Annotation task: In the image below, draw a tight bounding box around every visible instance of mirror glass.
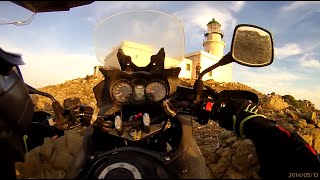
[231,25,273,66]
[0,1,35,26]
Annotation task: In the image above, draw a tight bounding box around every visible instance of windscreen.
[94,10,185,70]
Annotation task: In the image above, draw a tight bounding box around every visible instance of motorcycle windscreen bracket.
[117,48,165,73]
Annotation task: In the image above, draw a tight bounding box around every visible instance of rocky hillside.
[17,74,320,179]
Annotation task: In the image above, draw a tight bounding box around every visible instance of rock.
[220,130,234,140]
[293,120,307,129]
[16,146,45,179]
[51,151,74,170]
[216,147,224,156]
[317,122,320,128]
[286,110,298,120]
[305,111,317,124]
[221,147,233,157]
[278,110,284,116]
[300,134,313,146]
[210,147,234,178]
[53,135,68,152]
[232,140,242,149]
[313,138,320,153]
[306,124,315,129]
[40,137,54,161]
[44,167,65,179]
[263,94,289,111]
[232,139,259,173]
[224,166,245,179]
[209,156,232,179]
[206,153,220,164]
[65,129,83,157]
[310,128,320,139]
[225,136,238,145]
[282,123,295,132]
[300,128,320,139]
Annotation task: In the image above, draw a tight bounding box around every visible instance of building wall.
[121,41,154,67]
[203,33,226,59]
[183,53,200,79]
[102,41,232,83]
[184,50,232,82]
[200,51,232,82]
[104,41,154,69]
[177,58,193,79]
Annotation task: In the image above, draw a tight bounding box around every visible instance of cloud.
[300,58,320,69]
[234,65,320,109]
[274,43,302,59]
[85,1,167,24]
[274,42,320,69]
[301,59,320,68]
[235,66,304,83]
[233,65,305,95]
[1,41,101,88]
[280,85,320,110]
[231,1,246,13]
[281,1,320,12]
[173,2,238,32]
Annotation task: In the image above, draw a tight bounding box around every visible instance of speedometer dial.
[145,82,167,102]
[112,81,133,103]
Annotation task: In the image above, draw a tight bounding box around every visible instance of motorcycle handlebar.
[173,86,259,125]
[55,86,259,130]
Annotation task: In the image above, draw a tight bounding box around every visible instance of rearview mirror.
[231,24,274,67]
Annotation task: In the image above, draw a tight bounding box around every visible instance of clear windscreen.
[94,10,185,69]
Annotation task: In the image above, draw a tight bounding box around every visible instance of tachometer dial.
[112,81,133,103]
[145,82,167,102]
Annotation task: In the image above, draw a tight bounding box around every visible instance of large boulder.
[16,146,45,179]
[305,111,317,124]
[15,127,84,179]
[262,94,289,111]
[210,147,234,179]
[231,139,259,173]
[65,129,83,157]
[39,137,54,161]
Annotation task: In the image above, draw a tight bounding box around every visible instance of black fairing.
[118,48,166,73]
[0,54,34,164]
[93,48,181,116]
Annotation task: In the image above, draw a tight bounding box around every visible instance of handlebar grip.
[218,90,259,104]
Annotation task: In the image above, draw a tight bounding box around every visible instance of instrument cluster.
[111,79,168,103]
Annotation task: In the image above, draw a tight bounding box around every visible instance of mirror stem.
[198,53,232,80]
[26,83,66,129]
[193,53,233,103]
[26,83,57,102]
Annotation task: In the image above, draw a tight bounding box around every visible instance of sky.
[0,1,320,109]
